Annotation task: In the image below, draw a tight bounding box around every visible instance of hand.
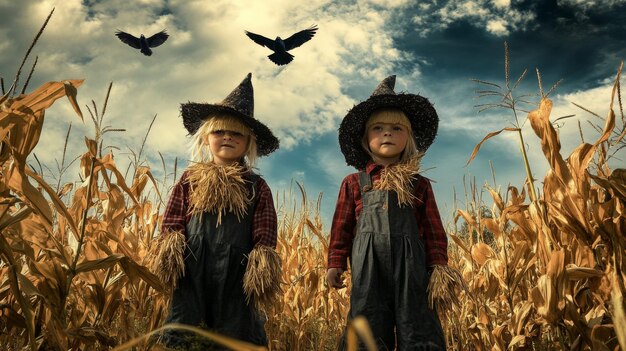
[326,268,345,288]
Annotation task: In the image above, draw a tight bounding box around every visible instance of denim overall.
[341,172,446,351]
[160,175,267,350]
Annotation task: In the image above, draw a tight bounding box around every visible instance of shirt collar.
[366,160,410,174]
[365,161,383,175]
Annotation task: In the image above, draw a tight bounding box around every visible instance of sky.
[1,0,625,231]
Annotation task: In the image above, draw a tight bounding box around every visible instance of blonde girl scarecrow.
[152,73,281,350]
[327,76,464,350]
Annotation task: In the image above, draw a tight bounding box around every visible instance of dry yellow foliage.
[1,30,625,351]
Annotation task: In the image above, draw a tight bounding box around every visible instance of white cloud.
[455,72,626,190]
[492,0,510,8]
[559,0,626,10]
[486,19,508,35]
[1,0,418,179]
[368,0,411,7]
[413,0,535,37]
[550,80,625,157]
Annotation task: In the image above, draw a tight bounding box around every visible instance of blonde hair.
[189,114,258,167]
[361,108,419,163]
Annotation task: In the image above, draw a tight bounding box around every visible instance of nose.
[223,132,233,139]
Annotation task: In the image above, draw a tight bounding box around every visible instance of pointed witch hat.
[180,73,279,156]
[338,75,438,169]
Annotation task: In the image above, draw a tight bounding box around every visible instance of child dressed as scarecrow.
[152,73,281,350]
[327,76,465,350]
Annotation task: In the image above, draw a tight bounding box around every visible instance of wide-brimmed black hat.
[338,75,438,169]
[181,73,279,156]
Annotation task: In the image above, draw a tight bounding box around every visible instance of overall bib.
[341,172,446,351]
[160,175,267,350]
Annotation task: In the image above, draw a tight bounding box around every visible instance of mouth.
[220,144,235,148]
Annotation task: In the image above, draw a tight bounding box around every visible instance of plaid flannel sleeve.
[252,178,278,248]
[161,171,189,235]
[416,177,449,267]
[328,176,357,270]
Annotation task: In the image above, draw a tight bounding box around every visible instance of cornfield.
[1,13,625,351]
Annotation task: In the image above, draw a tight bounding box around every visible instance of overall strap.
[409,174,424,206]
[246,172,261,202]
[247,173,261,183]
[357,171,372,196]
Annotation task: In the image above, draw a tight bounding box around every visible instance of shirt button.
[382,203,387,210]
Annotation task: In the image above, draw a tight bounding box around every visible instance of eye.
[371,125,383,131]
[231,131,244,137]
[393,125,404,131]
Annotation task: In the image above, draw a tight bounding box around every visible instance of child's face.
[207,129,249,165]
[367,122,409,164]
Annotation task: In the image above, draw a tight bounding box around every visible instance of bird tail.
[141,47,153,56]
[268,52,293,65]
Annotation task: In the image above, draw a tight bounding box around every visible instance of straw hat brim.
[181,102,279,157]
[338,93,438,170]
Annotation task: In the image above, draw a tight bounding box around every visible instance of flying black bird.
[245,25,318,65]
[115,29,169,56]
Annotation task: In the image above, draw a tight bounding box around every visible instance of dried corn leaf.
[507,185,526,206]
[514,301,533,336]
[75,254,124,274]
[457,209,478,229]
[590,325,613,351]
[471,242,493,266]
[612,272,626,351]
[6,158,53,229]
[8,80,83,118]
[147,323,269,351]
[566,265,604,280]
[481,218,502,242]
[119,256,164,292]
[528,98,572,186]
[485,185,505,211]
[16,273,40,298]
[508,241,530,273]
[0,235,36,346]
[567,143,595,185]
[58,182,73,198]
[591,169,626,202]
[98,153,139,206]
[508,334,526,349]
[466,127,519,165]
[0,304,26,329]
[0,205,32,232]
[130,167,150,198]
[347,316,378,351]
[24,167,79,240]
[101,184,125,232]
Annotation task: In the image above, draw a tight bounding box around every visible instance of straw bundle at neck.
[186,161,252,225]
[373,153,424,206]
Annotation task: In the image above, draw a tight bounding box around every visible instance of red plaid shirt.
[160,169,277,248]
[328,161,448,270]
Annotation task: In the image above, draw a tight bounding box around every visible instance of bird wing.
[115,31,141,49]
[245,31,275,49]
[147,30,169,48]
[283,25,318,51]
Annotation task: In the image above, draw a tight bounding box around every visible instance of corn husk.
[243,245,282,313]
[186,162,252,226]
[427,264,468,313]
[150,230,186,290]
[373,153,424,206]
